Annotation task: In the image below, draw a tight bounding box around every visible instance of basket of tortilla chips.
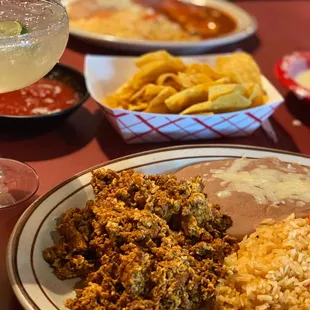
[85,51,283,143]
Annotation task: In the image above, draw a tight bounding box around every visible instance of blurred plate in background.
[62,0,257,54]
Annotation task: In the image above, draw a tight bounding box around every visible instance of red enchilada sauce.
[0,79,79,116]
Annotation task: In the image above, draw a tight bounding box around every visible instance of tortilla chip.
[165,82,211,113]
[213,77,232,84]
[185,63,222,80]
[104,95,120,108]
[115,82,135,100]
[135,50,175,68]
[131,59,186,89]
[248,84,266,107]
[216,53,262,87]
[128,103,148,111]
[178,72,213,88]
[190,73,214,85]
[208,84,241,101]
[144,87,176,114]
[156,73,183,91]
[211,92,252,112]
[130,84,166,102]
[181,91,251,114]
[197,112,215,116]
[178,72,196,88]
[263,94,269,104]
[180,101,213,115]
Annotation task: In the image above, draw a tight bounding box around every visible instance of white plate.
[62,0,257,54]
[7,145,310,310]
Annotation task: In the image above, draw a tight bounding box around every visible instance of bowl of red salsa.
[0,63,89,130]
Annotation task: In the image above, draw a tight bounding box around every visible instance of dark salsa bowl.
[0,63,89,132]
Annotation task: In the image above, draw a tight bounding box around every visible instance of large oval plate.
[7,145,310,310]
[62,0,257,54]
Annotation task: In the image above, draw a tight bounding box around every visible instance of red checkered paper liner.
[85,54,284,144]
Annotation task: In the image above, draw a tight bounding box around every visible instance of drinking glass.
[0,0,69,208]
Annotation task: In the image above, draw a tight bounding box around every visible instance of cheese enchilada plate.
[62,0,257,54]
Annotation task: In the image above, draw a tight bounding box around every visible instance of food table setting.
[0,0,310,310]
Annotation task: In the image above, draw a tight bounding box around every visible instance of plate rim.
[7,144,310,310]
[69,21,256,48]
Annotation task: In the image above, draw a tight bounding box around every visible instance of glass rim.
[0,0,68,44]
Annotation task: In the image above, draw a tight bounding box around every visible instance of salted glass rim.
[0,0,68,45]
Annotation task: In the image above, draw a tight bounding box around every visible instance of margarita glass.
[0,0,69,208]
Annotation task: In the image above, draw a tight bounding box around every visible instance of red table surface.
[1,1,310,309]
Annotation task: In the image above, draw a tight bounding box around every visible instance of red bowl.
[275,51,310,101]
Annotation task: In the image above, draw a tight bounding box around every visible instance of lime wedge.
[21,24,28,35]
[0,21,24,37]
